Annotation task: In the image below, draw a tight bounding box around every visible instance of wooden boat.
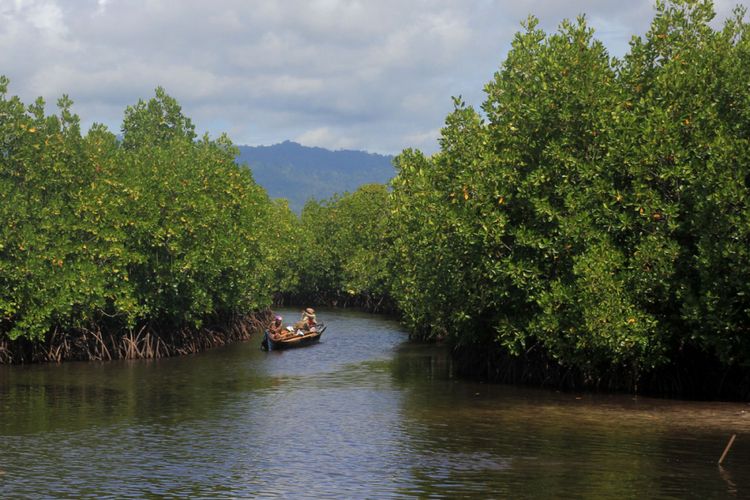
[261,323,326,351]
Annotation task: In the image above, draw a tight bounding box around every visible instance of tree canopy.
[0,81,288,353]
[386,0,750,394]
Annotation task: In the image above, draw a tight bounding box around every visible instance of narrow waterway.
[1,308,749,498]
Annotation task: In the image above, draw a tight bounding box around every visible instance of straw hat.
[304,307,316,318]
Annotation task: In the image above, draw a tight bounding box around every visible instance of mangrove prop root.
[450,339,750,400]
[0,311,270,364]
[275,293,396,315]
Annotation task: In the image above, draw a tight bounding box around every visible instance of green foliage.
[0,84,276,342]
[291,184,393,308]
[389,0,750,382]
[336,184,392,299]
[121,87,196,150]
[263,198,305,295]
[4,0,750,387]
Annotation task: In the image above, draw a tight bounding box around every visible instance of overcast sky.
[0,0,743,154]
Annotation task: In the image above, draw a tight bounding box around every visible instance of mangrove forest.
[2,0,750,399]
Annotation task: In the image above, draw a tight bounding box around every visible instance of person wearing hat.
[294,308,317,331]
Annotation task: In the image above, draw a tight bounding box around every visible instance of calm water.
[2,308,749,498]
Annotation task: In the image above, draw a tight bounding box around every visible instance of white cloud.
[95,0,110,16]
[0,0,745,154]
[296,126,360,151]
[404,128,441,151]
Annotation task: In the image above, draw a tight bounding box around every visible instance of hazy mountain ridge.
[236,140,395,212]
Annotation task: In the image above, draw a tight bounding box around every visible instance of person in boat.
[293,308,317,332]
[268,315,285,340]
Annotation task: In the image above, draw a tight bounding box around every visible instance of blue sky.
[0,0,742,154]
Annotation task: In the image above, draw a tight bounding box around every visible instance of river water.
[1,308,749,498]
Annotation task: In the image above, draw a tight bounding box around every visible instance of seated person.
[293,308,317,332]
[268,315,285,340]
[304,313,317,333]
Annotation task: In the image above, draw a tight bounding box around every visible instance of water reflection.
[1,308,749,498]
[392,343,750,498]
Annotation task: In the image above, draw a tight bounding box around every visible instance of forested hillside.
[236,141,394,212]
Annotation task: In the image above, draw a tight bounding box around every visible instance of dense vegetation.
[287,0,750,398]
[0,83,291,361]
[279,184,394,311]
[3,0,750,399]
[384,0,750,397]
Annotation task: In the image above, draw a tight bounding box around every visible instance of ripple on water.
[1,308,750,498]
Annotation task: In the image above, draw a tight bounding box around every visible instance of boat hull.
[262,324,325,351]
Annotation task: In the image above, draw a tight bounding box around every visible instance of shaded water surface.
[2,308,750,498]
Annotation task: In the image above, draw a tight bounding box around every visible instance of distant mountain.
[236,141,395,212]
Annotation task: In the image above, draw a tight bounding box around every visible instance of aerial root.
[0,312,268,364]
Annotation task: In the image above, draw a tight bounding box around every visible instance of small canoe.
[261,323,326,351]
